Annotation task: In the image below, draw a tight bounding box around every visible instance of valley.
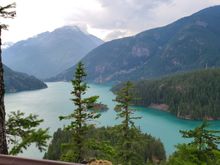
[1,2,220,164]
[6,82,220,159]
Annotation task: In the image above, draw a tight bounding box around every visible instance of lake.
[5,82,220,159]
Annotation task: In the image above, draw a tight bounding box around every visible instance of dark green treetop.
[180,121,220,151]
[113,81,142,165]
[114,81,141,129]
[59,62,101,163]
[168,121,220,165]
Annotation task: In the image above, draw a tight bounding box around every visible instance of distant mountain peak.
[49,5,220,83]
[3,25,104,79]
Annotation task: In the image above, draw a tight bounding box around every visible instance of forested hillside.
[50,6,220,83]
[4,65,47,93]
[113,68,220,120]
[44,126,166,164]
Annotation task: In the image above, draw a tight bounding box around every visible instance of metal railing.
[0,154,83,165]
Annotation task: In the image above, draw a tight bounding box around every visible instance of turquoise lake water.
[4,82,220,159]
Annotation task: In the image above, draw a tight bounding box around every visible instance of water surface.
[5,82,220,158]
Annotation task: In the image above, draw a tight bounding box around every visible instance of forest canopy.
[112,68,220,120]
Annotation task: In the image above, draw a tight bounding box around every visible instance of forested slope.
[4,65,47,93]
[113,68,220,120]
[44,126,166,164]
[50,6,220,83]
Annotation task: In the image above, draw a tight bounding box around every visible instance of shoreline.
[148,103,219,121]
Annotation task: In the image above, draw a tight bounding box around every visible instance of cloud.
[67,0,172,35]
[2,0,220,42]
[2,0,101,42]
[94,0,172,29]
[66,0,220,40]
[63,0,176,40]
[104,30,130,41]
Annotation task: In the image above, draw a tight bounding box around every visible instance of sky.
[1,0,220,43]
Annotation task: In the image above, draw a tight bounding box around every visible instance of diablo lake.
[5,82,220,159]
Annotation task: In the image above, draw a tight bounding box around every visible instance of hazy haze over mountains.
[3,26,103,79]
[50,6,220,83]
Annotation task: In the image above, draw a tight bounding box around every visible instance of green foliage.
[113,81,144,165]
[6,110,51,155]
[114,82,141,125]
[46,64,166,164]
[114,68,220,120]
[180,121,220,151]
[59,62,101,163]
[44,128,71,160]
[168,144,220,165]
[44,126,166,165]
[60,150,76,162]
[167,121,220,165]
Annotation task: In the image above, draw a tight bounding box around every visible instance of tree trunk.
[0,26,8,154]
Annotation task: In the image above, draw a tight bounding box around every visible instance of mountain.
[112,68,220,120]
[3,26,104,79]
[50,6,220,83]
[4,65,47,93]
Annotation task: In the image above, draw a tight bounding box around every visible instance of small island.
[90,103,109,112]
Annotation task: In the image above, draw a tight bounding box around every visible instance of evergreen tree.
[115,68,220,120]
[44,126,166,165]
[168,121,220,165]
[180,121,220,151]
[113,81,141,165]
[6,111,51,155]
[0,2,16,154]
[59,62,100,163]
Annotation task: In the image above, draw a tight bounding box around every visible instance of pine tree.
[113,81,141,165]
[0,2,16,154]
[6,110,51,155]
[180,121,220,151]
[168,121,220,164]
[59,62,100,163]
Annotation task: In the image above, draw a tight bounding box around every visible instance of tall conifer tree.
[114,81,141,165]
[180,121,220,151]
[168,121,220,164]
[60,62,100,163]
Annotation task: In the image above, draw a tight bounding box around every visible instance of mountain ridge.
[4,65,47,93]
[3,26,104,79]
[49,5,220,83]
